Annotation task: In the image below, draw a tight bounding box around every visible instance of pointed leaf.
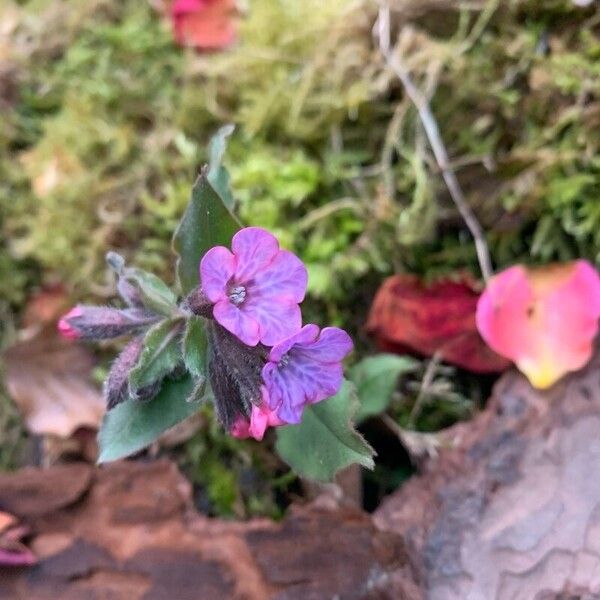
[128,319,184,397]
[122,268,177,316]
[207,124,235,209]
[172,172,241,295]
[182,316,208,378]
[275,380,375,482]
[350,354,419,423]
[98,376,196,463]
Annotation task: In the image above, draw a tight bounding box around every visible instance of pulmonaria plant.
[56,131,373,480]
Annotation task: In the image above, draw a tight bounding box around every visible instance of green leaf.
[122,267,177,316]
[186,378,209,404]
[182,316,208,378]
[128,318,183,397]
[97,376,196,463]
[172,173,241,295]
[350,354,419,423]
[207,124,235,209]
[275,380,375,482]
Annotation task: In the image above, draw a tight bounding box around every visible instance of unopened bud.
[58,307,83,339]
[57,305,159,341]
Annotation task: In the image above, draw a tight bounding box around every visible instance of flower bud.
[58,307,83,339]
[57,305,159,341]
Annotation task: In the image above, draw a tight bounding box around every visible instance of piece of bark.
[375,350,600,599]
[0,463,92,518]
[0,459,420,599]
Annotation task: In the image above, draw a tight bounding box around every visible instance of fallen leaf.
[476,260,600,388]
[366,274,510,373]
[171,0,237,50]
[3,324,105,438]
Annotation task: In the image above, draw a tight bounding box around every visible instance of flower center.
[279,353,290,368]
[229,285,247,306]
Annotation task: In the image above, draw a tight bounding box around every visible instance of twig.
[408,351,442,428]
[381,414,440,462]
[376,4,493,283]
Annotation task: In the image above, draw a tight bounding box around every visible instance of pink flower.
[262,325,353,424]
[476,260,600,389]
[57,306,82,339]
[200,227,307,347]
[230,389,286,441]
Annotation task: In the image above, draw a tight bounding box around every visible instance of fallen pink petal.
[476,260,600,389]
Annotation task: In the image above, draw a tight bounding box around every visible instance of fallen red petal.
[171,0,236,50]
[366,274,511,373]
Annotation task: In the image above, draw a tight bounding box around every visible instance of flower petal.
[200,246,235,303]
[293,326,353,364]
[476,266,536,361]
[476,261,600,389]
[230,416,250,439]
[251,249,307,303]
[248,405,269,441]
[262,356,343,423]
[268,324,320,362]
[243,297,302,347]
[262,362,305,423]
[213,300,260,346]
[231,227,280,283]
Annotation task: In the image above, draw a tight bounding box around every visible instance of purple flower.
[261,324,353,424]
[200,227,307,347]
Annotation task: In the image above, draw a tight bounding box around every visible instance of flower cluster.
[199,227,353,440]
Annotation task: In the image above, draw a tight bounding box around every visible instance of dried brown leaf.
[3,325,104,438]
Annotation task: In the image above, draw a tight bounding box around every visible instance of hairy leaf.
[122,268,177,316]
[97,376,196,463]
[128,319,183,397]
[172,172,240,295]
[275,380,375,482]
[207,124,235,209]
[350,354,418,423]
[182,316,208,378]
